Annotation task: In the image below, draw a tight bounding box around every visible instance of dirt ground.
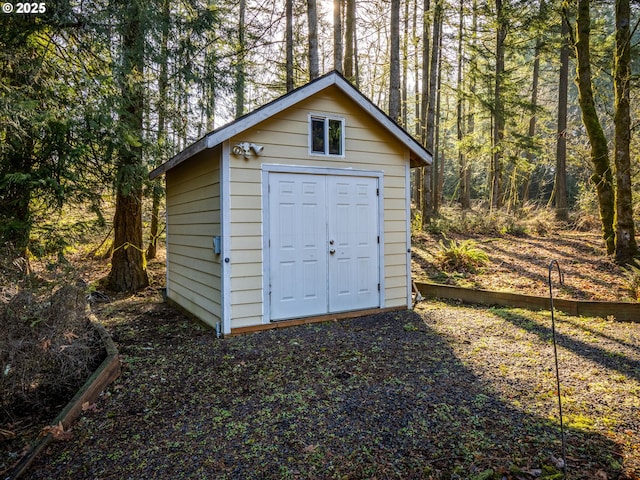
[1,230,639,479]
[13,295,640,479]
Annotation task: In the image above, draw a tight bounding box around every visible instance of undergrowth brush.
[414,204,562,237]
[0,284,104,421]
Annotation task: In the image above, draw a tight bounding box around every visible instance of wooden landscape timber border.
[9,316,121,480]
[414,281,640,322]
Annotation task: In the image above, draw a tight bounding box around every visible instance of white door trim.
[404,157,412,308]
[221,141,232,336]
[262,165,384,323]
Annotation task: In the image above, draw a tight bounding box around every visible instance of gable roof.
[150,70,432,180]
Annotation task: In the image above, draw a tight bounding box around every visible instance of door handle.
[329,249,335,254]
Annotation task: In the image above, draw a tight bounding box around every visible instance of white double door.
[268,172,380,321]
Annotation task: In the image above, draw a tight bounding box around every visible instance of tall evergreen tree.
[0,9,107,256]
[107,0,149,291]
[147,0,171,260]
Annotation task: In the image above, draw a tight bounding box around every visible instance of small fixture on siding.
[212,235,221,254]
[232,142,264,159]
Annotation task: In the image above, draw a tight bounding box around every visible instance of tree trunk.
[286,0,294,91]
[467,0,477,203]
[353,14,359,88]
[108,0,149,291]
[389,0,401,122]
[2,154,33,255]
[522,1,542,210]
[235,0,246,118]
[456,0,470,209]
[146,188,161,260]
[555,9,569,221]
[401,0,409,127]
[307,0,320,80]
[613,0,636,263]
[344,0,355,81]
[413,0,420,138]
[334,0,343,73]
[420,0,430,145]
[1,34,36,254]
[573,0,615,254]
[427,0,442,212]
[111,192,149,291]
[420,0,431,223]
[434,30,444,213]
[411,0,420,206]
[491,0,506,210]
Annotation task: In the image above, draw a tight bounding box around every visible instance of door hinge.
[376,188,379,196]
[378,283,380,291]
[377,235,380,244]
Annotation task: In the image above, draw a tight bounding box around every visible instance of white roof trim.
[150,71,432,180]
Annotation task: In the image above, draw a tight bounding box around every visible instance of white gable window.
[310,115,345,156]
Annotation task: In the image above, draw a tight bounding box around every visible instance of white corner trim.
[377,175,385,309]
[221,141,232,336]
[164,187,169,295]
[405,158,412,308]
[261,168,271,324]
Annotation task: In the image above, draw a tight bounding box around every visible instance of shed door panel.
[328,176,379,312]
[269,173,328,320]
[268,172,379,321]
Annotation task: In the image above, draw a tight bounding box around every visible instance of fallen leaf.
[595,471,608,480]
[63,331,79,341]
[40,338,51,351]
[302,444,319,453]
[81,401,100,412]
[40,421,72,441]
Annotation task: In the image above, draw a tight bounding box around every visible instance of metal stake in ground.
[548,260,567,476]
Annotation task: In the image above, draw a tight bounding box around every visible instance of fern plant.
[621,260,640,300]
[435,238,489,273]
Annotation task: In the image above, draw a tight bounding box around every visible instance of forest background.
[1,0,639,291]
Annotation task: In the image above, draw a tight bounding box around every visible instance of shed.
[150,71,432,336]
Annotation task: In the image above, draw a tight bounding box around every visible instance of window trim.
[308,114,345,157]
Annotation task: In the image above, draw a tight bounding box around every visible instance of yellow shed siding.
[166,148,222,328]
[227,85,411,329]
